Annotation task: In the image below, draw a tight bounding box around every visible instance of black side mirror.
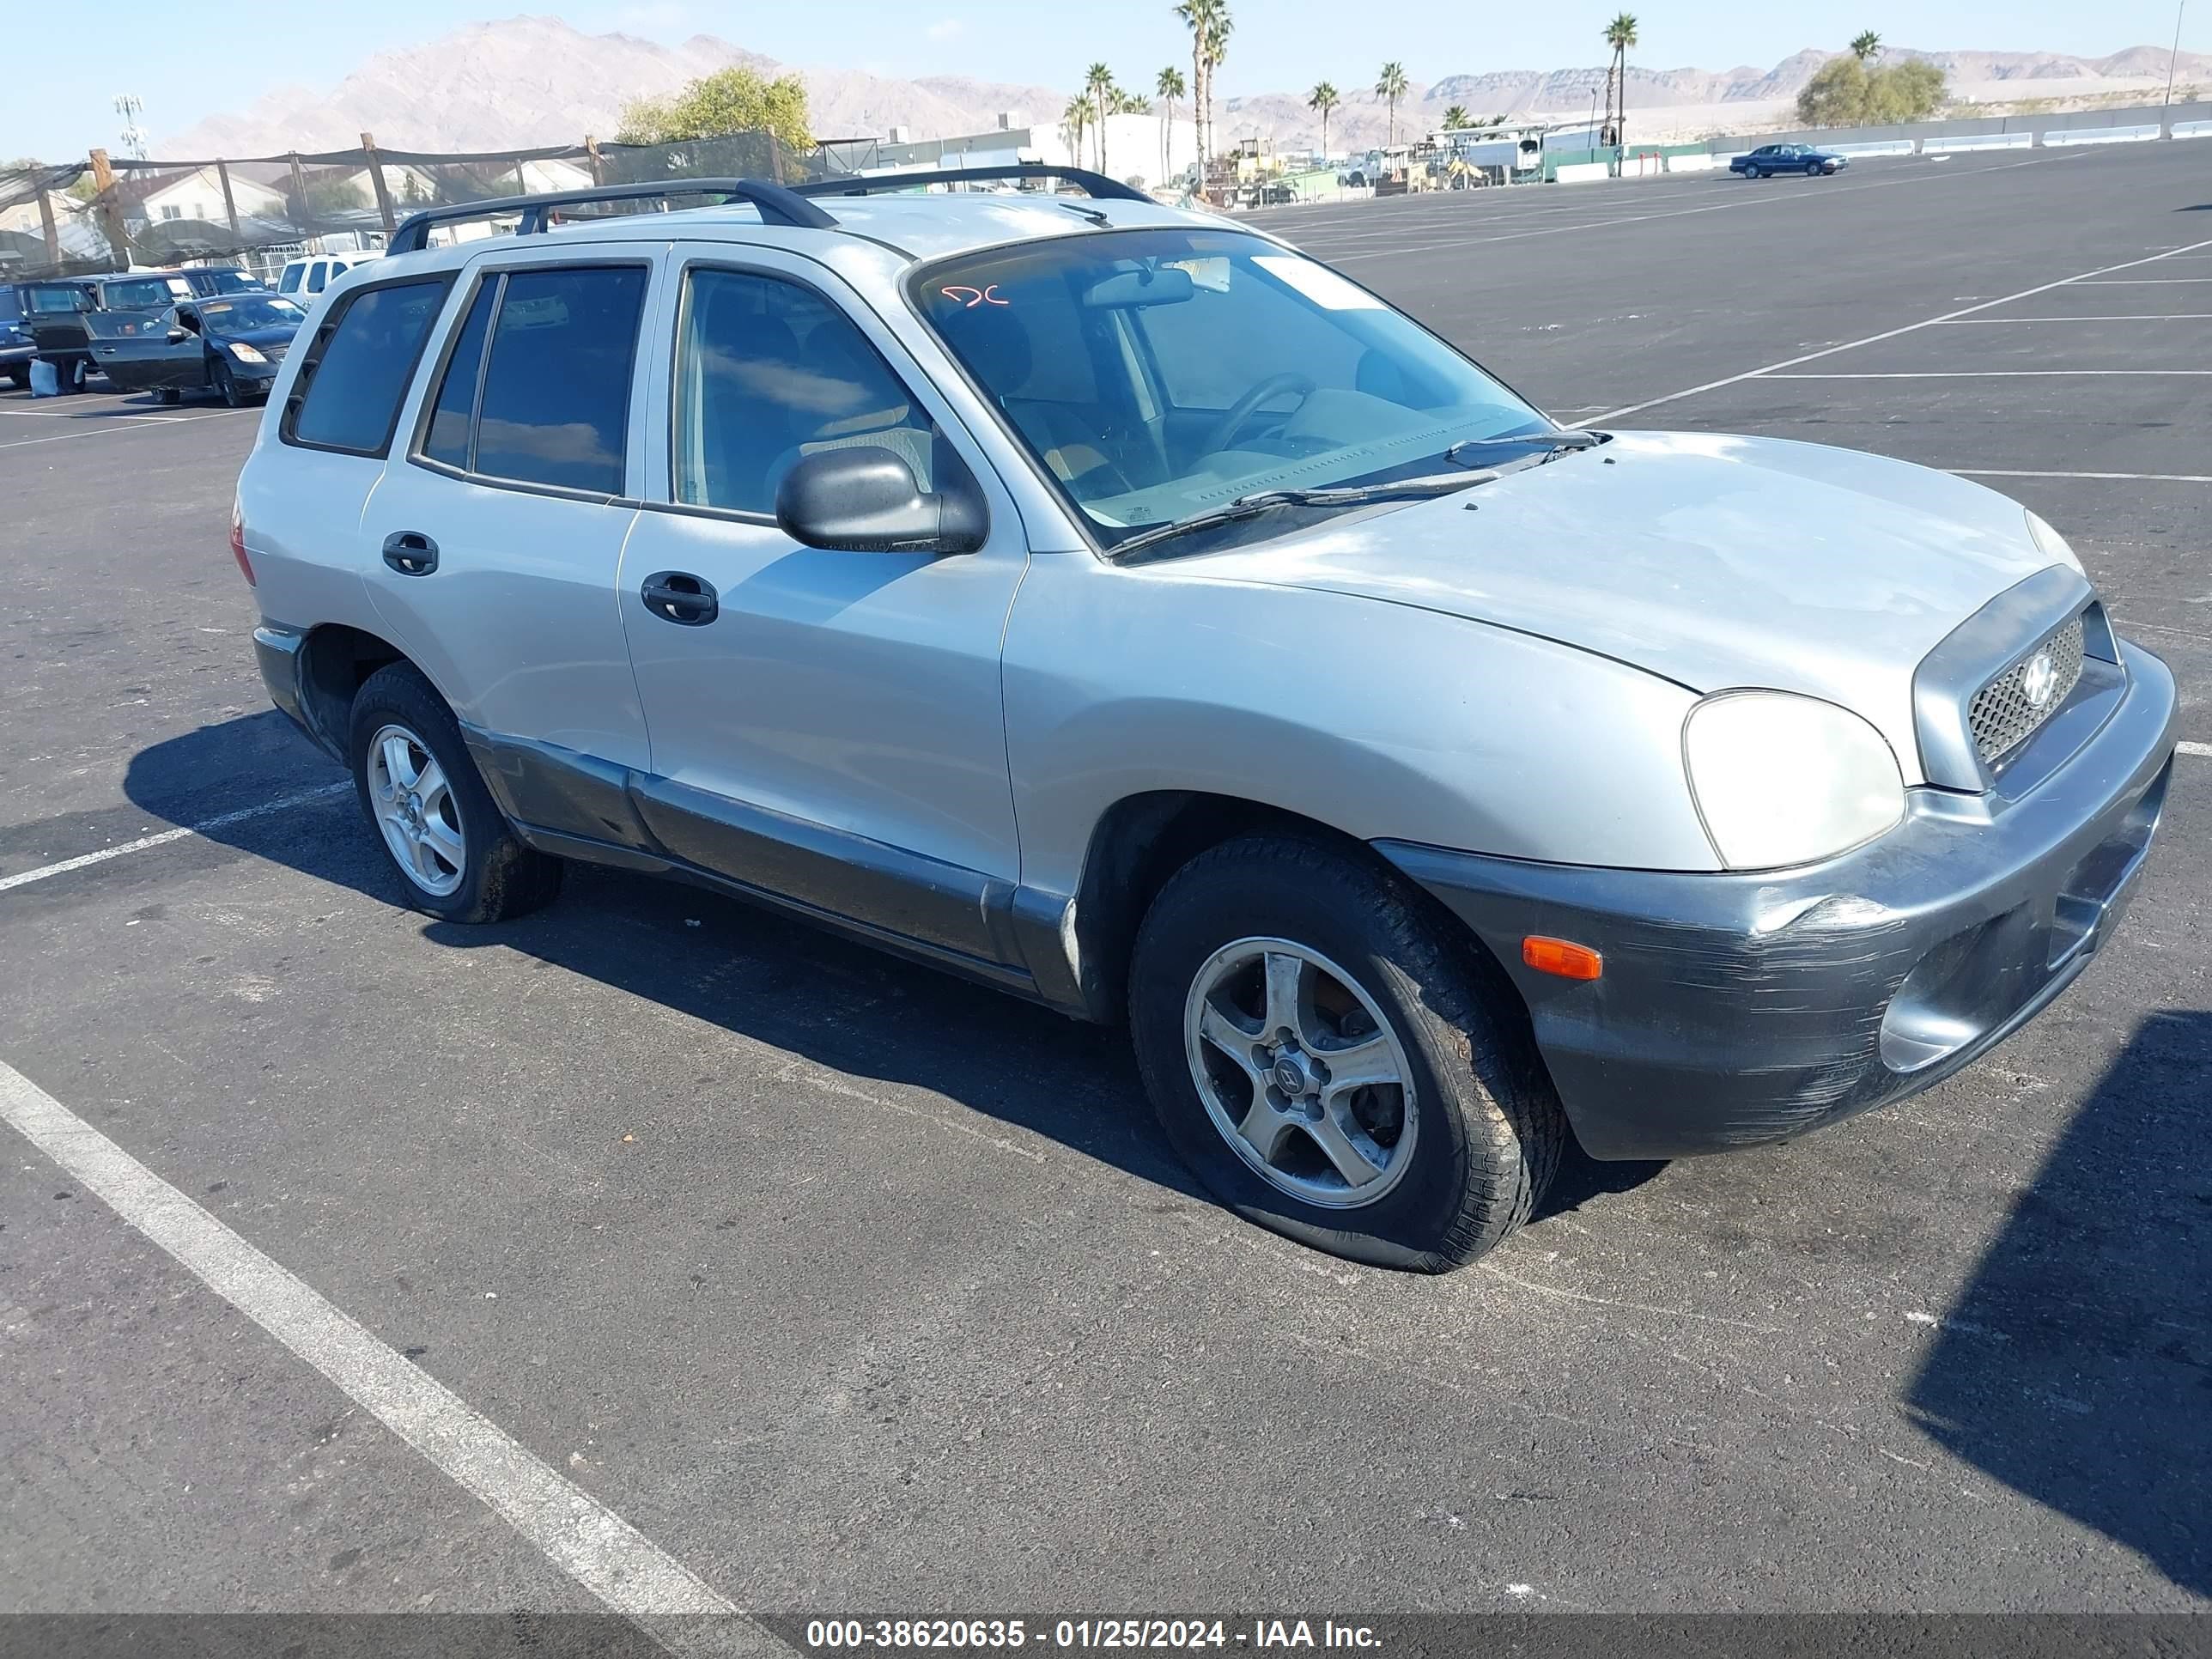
[774,445,986,555]
[166,326,189,344]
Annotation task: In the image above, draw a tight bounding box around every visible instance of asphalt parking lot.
[3,141,2209,1637]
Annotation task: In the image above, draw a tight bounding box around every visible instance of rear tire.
[1128,834,1565,1272]
[3,366,26,390]
[155,387,182,405]
[346,663,562,925]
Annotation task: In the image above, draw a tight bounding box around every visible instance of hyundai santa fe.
[234,169,2177,1271]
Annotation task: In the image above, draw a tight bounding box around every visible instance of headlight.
[2025,510,2083,576]
[1683,691,1905,870]
[228,341,267,363]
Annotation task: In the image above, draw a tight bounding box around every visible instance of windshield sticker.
[939,284,1009,308]
[1251,255,1384,311]
[1162,256,1231,293]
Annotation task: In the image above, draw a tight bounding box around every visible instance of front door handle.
[381,531,439,575]
[641,570,718,626]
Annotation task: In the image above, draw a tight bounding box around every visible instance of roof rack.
[792,164,1152,203]
[386,177,835,253]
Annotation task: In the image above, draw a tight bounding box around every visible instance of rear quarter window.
[283,276,455,457]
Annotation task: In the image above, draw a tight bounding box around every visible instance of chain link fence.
[0,128,850,283]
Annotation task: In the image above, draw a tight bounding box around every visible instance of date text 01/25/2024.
[802,1619,1382,1650]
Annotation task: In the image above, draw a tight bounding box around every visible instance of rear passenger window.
[469,266,647,495]
[284,276,453,456]
[672,267,936,514]
[421,279,496,471]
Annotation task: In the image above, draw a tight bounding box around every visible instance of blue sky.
[6,0,2201,161]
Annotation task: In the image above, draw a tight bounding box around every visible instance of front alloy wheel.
[1184,938,1418,1208]
[366,722,466,897]
[1129,834,1566,1271]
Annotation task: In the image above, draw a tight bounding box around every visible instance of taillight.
[229,501,255,586]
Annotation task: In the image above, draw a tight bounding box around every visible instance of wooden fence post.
[88,149,130,269]
[360,131,398,234]
[37,184,61,265]
[586,135,605,185]
[216,158,241,242]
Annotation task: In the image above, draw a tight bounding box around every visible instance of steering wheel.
[1199,373,1316,456]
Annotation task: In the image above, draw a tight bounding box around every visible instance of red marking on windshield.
[939,284,1011,308]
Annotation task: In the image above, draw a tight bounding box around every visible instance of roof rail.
[386,177,835,254]
[791,164,1153,204]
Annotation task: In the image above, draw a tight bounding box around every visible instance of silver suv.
[237,169,2178,1271]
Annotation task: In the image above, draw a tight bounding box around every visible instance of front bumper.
[1380,641,2178,1160]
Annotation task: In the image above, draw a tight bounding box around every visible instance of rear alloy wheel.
[1130,834,1566,1271]
[346,662,562,924]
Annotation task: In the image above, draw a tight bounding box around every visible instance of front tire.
[1129,835,1565,1272]
[346,663,562,925]
[214,360,244,408]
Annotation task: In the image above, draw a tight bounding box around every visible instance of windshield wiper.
[1108,470,1498,561]
[1443,428,1603,467]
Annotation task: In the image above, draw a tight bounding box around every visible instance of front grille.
[1968,614,2085,764]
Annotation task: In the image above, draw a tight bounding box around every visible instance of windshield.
[201,270,260,293]
[914,228,1548,550]
[198,295,307,336]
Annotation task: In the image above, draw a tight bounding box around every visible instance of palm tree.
[1850,30,1881,63]
[1602,13,1638,148]
[1158,65,1186,183]
[1061,94,1091,171]
[1085,62,1115,172]
[1308,81,1340,160]
[1175,0,1231,179]
[1442,104,1471,131]
[1376,61,1409,148]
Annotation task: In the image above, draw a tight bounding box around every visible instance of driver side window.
[672,267,938,516]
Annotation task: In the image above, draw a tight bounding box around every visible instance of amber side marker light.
[1522,936,1603,981]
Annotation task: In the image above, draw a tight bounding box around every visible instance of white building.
[138,167,286,225]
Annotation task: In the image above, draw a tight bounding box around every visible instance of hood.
[1183,431,2062,784]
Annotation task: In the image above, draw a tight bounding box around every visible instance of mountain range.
[158,16,2212,161]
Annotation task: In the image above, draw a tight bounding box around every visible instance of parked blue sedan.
[1730,143,1849,178]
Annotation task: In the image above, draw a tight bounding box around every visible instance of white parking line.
[1765,370,2212,378]
[1931,315,2212,324]
[0,1061,781,1656]
[1586,234,2212,423]
[0,782,349,895]
[1954,469,2212,483]
[2181,742,2212,758]
[0,409,253,450]
[2074,276,2212,283]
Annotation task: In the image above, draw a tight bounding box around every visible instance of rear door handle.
[380,531,439,575]
[641,570,718,626]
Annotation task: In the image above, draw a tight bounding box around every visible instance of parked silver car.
[237,170,2177,1271]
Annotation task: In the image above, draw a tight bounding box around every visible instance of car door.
[86,303,199,392]
[358,246,657,814]
[616,248,1029,965]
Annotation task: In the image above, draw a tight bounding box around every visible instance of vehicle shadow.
[125,713,1669,1234]
[1905,1008,2212,1597]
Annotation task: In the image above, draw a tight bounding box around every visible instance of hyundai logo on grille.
[2021,649,2058,709]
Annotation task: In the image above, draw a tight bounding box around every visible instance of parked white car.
[234,169,2177,1271]
[276,251,380,305]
